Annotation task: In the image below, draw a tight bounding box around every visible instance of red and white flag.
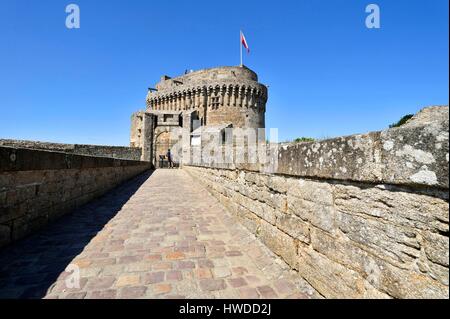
[241,31,250,53]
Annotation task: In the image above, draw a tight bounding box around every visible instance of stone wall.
[130,111,145,148]
[0,146,151,248]
[184,106,449,299]
[0,139,142,161]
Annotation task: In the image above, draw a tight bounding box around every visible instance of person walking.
[167,149,173,168]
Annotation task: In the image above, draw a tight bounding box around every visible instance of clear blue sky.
[0,0,448,145]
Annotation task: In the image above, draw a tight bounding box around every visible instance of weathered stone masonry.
[0,146,151,248]
[184,106,449,299]
[130,66,268,166]
[0,139,142,161]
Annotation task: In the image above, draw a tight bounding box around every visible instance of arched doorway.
[155,129,183,168]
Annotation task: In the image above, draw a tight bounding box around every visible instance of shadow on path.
[0,171,153,299]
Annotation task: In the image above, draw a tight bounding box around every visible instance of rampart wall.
[184,106,449,298]
[0,146,151,248]
[0,140,142,161]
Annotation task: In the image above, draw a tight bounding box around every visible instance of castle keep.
[130,66,268,165]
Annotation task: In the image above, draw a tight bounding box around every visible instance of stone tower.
[130,65,268,165]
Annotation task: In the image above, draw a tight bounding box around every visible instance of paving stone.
[144,272,164,284]
[153,283,172,295]
[91,258,116,267]
[152,262,172,270]
[197,259,215,268]
[144,254,162,262]
[245,275,262,285]
[86,277,116,290]
[257,285,278,298]
[238,287,260,299]
[199,279,227,292]
[118,255,143,264]
[228,277,248,288]
[286,292,311,299]
[232,267,248,276]
[175,260,195,270]
[65,292,87,299]
[225,251,243,257]
[166,270,183,281]
[0,170,318,299]
[274,279,297,295]
[193,268,213,279]
[125,263,152,273]
[212,267,232,278]
[166,251,185,260]
[119,286,147,299]
[116,274,140,287]
[72,259,92,268]
[89,289,117,299]
[101,265,125,276]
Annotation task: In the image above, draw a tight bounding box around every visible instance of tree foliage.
[389,114,414,128]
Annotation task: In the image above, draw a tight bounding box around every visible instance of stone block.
[257,188,287,211]
[287,179,333,206]
[276,212,310,244]
[273,106,449,189]
[233,191,276,225]
[418,255,449,286]
[380,106,449,188]
[334,183,449,233]
[377,259,448,299]
[297,246,389,299]
[257,220,298,269]
[276,132,383,183]
[422,231,449,267]
[336,211,421,266]
[235,204,261,235]
[266,175,289,194]
[287,196,335,233]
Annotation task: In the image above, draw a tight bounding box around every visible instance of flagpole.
[240,30,243,67]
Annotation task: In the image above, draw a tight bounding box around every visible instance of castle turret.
[146,66,267,129]
[132,65,268,165]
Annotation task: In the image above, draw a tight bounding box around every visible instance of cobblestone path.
[0,170,318,299]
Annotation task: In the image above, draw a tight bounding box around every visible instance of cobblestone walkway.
[0,170,318,299]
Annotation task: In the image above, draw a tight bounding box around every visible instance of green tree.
[389,114,414,128]
[293,137,315,143]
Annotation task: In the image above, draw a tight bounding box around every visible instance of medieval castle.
[129,66,268,166]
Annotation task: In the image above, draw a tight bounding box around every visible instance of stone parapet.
[0,146,151,248]
[0,139,142,161]
[184,105,449,299]
[190,106,449,189]
[276,106,448,189]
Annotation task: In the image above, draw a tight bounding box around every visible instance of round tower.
[146,66,267,129]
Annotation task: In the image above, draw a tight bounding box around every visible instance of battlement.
[154,66,259,92]
[145,65,267,130]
